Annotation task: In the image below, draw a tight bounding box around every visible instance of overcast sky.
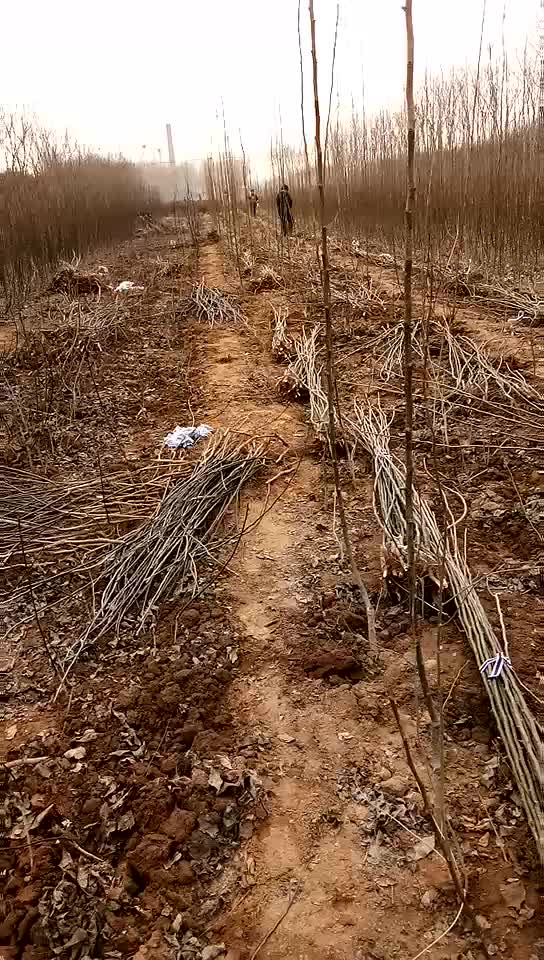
[1,0,539,174]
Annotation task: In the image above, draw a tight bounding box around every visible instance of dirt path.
[195,240,465,960]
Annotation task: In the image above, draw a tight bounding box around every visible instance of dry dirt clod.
[378,776,408,797]
[133,930,176,960]
[160,808,197,842]
[420,888,439,909]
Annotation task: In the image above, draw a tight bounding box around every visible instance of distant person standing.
[276,184,293,236]
[248,189,259,217]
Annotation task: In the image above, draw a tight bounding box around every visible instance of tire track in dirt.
[196,240,445,960]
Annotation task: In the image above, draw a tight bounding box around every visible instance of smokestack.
[166,123,176,166]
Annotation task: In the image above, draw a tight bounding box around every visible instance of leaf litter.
[337,765,434,862]
[2,588,269,958]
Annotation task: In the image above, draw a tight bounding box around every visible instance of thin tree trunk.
[403,0,416,632]
[404,0,445,839]
[308,0,376,655]
[297,0,311,176]
[324,3,340,165]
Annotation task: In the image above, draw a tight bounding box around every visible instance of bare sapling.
[401,0,439,741]
[239,133,255,263]
[401,0,440,750]
[402,0,441,758]
[402,0,440,835]
[396,5,488,951]
[403,0,416,636]
[297,0,311,176]
[307,0,376,655]
[184,188,201,250]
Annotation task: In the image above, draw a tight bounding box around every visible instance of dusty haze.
[1,0,540,173]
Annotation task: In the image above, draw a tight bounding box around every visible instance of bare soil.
[1,216,543,960]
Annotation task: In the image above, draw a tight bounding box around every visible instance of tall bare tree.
[403,0,416,632]
[308,0,376,654]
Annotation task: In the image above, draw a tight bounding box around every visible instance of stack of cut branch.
[66,432,265,660]
[367,317,544,435]
[281,326,329,437]
[367,321,410,383]
[248,266,283,292]
[308,264,387,313]
[351,239,397,270]
[135,213,164,237]
[0,462,191,603]
[352,401,544,863]
[330,275,387,312]
[439,324,544,411]
[49,264,104,297]
[271,306,292,360]
[16,300,128,361]
[179,280,243,326]
[350,239,544,327]
[472,282,544,326]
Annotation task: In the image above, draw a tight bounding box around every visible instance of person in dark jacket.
[276,184,293,236]
[248,189,258,216]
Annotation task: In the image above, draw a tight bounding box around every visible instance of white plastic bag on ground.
[163,424,212,449]
[115,280,145,293]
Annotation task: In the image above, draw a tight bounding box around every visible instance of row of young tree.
[206,52,542,277]
[0,111,156,303]
[203,0,544,927]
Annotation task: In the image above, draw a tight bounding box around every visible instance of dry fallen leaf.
[208,768,223,792]
[54,927,87,953]
[77,728,98,744]
[279,734,295,743]
[500,880,526,911]
[199,814,220,838]
[64,747,86,761]
[410,834,435,861]
[6,724,18,740]
[9,802,55,839]
[35,763,52,779]
[77,863,90,891]
[60,848,75,870]
[117,811,135,832]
